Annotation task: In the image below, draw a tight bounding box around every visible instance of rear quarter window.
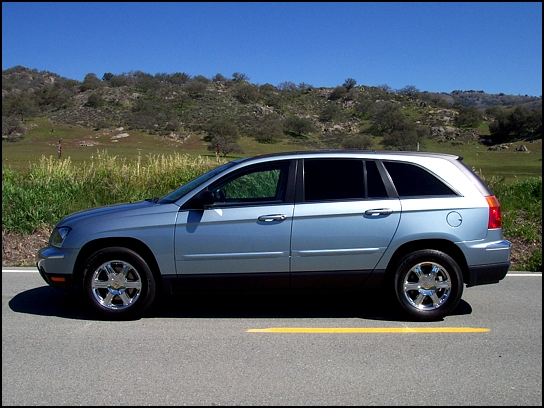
[383,161,457,197]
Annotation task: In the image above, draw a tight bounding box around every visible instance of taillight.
[486,195,502,229]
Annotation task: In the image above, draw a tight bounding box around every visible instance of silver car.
[37,150,511,321]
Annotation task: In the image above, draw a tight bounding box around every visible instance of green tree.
[3,91,38,122]
[370,101,405,134]
[354,95,374,119]
[489,105,541,142]
[397,85,419,96]
[212,73,228,82]
[253,116,284,144]
[343,78,357,90]
[79,73,103,91]
[86,92,106,108]
[206,119,243,156]
[455,106,483,128]
[329,86,347,100]
[2,115,27,141]
[233,83,259,104]
[283,116,315,136]
[342,133,373,150]
[185,80,207,97]
[381,121,428,151]
[319,104,341,122]
[232,72,250,82]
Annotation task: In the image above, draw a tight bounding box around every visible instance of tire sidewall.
[83,247,156,320]
[393,249,463,321]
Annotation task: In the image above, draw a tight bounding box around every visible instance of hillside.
[3,66,542,153]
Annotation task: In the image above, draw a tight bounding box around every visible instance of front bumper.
[37,246,78,292]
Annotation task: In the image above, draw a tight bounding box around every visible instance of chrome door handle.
[258,214,287,222]
[364,208,393,216]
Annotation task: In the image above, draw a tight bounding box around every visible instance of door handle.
[258,214,287,222]
[364,208,393,216]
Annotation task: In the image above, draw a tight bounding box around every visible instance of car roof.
[236,149,462,163]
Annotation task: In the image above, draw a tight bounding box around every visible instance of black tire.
[393,250,463,321]
[82,247,156,320]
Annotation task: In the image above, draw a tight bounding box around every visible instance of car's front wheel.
[82,247,156,320]
[393,250,463,321]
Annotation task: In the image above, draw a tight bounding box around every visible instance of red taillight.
[486,195,502,229]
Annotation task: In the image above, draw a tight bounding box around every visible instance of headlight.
[50,226,72,248]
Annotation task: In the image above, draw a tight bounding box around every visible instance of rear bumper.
[466,261,510,287]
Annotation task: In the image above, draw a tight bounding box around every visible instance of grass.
[3,117,541,183]
[2,151,226,234]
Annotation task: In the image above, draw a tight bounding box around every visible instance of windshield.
[157,161,239,204]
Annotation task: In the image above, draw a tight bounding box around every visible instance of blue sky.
[2,2,542,96]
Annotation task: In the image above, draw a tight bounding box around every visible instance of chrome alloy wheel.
[91,260,142,310]
[402,261,452,311]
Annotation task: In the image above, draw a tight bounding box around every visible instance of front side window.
[210,161,290,205]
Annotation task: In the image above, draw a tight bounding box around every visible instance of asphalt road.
[2,268,542,406]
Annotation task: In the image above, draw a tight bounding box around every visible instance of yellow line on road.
[247,327,490,333]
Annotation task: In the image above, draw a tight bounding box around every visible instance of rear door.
[290,158,401,289]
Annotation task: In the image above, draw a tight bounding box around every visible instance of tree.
[232,72,250,82]
[3,92,38,122]
[206,119,244,157]
[86,92,106,108]
[329,86,347,100]
[170,72,191,85]
[343,78,357,90]
[370,101,405,134]
[79,73,103,91]
[488,105,540,143]
[233,83,259,104]
[283,116,315,137]
[102,72,114,81]
[253,116,284,144]
[2,115,27,141]
[319,104,341,122]
[397,85,419,96]
[212,73,228,82]
[278,81,297,91]
[185,80,207,97]
[354,95,374,119]
[381,121,428,151]
[455,106,483,128]
[342,134,373,150]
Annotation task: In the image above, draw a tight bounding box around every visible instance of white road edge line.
[1,269,541,276]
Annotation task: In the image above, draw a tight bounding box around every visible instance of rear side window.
[304,159,365,201]
[383,161,457,197]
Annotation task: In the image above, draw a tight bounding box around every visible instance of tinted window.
[366,160,388,198]
[304,159,365,201]
[383,161,456,197]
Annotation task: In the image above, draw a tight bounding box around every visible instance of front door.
[174,160,294,290]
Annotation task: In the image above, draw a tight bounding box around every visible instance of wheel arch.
[73,237,163,294]
[384,239,469,284]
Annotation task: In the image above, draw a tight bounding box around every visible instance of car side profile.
[37,150,511,321]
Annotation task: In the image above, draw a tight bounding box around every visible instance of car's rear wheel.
[393,250,463,321]
[83,247,156,320]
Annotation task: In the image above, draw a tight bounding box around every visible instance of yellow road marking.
[247,327,490,333]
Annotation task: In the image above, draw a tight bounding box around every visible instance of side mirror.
[194,190,214,209]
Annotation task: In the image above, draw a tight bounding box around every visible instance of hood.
[57,200,170,228]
